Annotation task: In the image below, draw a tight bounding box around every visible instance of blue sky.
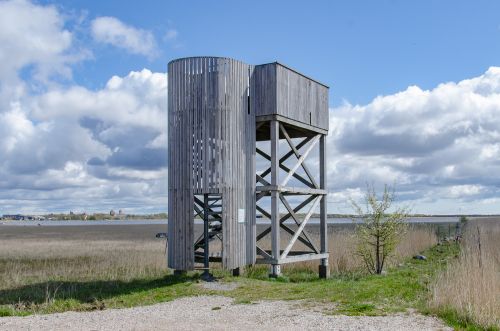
[1,0,500,215]
[63,0,500,104]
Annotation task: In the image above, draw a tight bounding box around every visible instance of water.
[0,216,458,227]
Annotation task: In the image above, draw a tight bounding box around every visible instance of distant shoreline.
[0,216,464,227]
[2,213,498,222]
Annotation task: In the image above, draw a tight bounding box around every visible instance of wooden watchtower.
[168,57,329,278]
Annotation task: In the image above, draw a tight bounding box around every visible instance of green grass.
[0,242,460,320]
[222,243,460,317]
[431,307,499,331]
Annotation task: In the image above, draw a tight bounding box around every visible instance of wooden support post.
[270,120,281,277]
[202,194,212,280]
[319,134,330,279]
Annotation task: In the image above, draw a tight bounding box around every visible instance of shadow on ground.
[0,274,200,306]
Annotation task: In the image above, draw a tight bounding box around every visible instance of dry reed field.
[0,223,439,289]
[430,218,500,329]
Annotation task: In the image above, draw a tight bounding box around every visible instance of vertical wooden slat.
[319,134,329,277]
[270,120,280,262]
[254,63,328,131]
[170,56,331,272]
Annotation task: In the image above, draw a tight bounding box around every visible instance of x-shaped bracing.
[193,195,222,250]
[257,125,320,189]
[255,125,323,259]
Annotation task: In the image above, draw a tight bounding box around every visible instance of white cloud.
[447,185,483,198]
[0,0,498,215]
[0,0,88,106]
[328,67,500,213]
[0,0,167,213]
[91,16,158,58]
[33,69,167,130]
[0,67,167,212]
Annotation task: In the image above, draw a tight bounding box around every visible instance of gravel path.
[0,296,451,331]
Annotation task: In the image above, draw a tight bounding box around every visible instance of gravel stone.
[0,296,452,331]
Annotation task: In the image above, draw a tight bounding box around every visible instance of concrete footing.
[269,264,281,278]
[319,263,330,279]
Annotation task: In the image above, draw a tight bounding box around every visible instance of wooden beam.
[281,196,321,259]
[320,134,328,255]
[256,185,326,195]
[194,196,221,219]
[256,195,316,242]
[256,204,271,219]
[193,204,203,219]
[279,193,319,253]
[281,134,320,187]
[319,134,329,278]
[256,148,314,188]
[256,246,272,260]
[256,253,330,265]
[255,114,328,135]
[279,123,319,189]
[278,253,329,264]
[259,136,313,179]
[256,174,270,186]
[270,120,280,261]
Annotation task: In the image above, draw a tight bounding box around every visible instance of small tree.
[351,184,408,274]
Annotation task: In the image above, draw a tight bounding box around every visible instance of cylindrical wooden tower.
[168,57,256,272]
[168,56,329,278]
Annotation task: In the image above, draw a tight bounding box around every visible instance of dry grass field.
[0,223,439,289]
[0,221,461,322]
[430,218,500,329]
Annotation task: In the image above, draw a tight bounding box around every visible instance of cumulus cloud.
[91,16,158,58]
[0,69,167,212]
[0,0,88,107]
[328,67,500,214]
[1,0,499,215]
[0,0,168,214]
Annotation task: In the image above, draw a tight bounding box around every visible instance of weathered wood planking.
[252,62,329,131]
[168,57,256,270]
[168,56,328,273]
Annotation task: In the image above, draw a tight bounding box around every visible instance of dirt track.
[0,296,452,331]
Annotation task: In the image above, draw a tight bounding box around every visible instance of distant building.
[2,214,25,220]
[1,214,45,221]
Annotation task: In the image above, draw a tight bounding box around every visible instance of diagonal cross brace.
[255,174,319,253]
[281,195,322,259]
[281,134,320,187]
[259,136,314,179]
[256,194,317,241]
[193,196,222,250]
[256,148,315,188]
[279,194,320,254]
[194,196,221,220]
[279,123,319,189]
[254,209,319,254]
